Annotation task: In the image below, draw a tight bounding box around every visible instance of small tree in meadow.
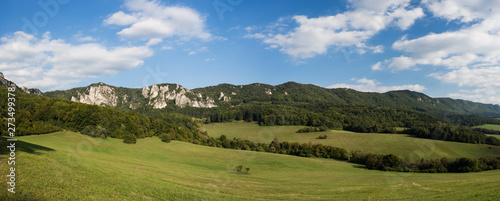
[159,133,171,143]
[123,133,137,144]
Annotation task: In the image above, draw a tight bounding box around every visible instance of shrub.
[159,133,171,143]
[123,133,137,144]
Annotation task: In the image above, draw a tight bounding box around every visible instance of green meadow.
[475,124,500,131]
[1,131,500,200]
[204,121,500,160]
[487,134,500,139]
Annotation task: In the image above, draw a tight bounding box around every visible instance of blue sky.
[1,0,500,105]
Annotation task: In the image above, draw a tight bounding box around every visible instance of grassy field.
[1,131,500,200]
[204,121,500,160]
[475,124,500,131]
[487,134,500,139]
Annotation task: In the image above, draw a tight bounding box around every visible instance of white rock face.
[218,92,231,102]
[142,84,217,108]
[142,86,150,98]
[122,94,128,103]
[265,89,272,95]
[71,83,217,109]
[71,83,118,107]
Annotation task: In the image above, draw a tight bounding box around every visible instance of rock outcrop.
[71,83,118,107]
[0,72,43,96]
[142,84,216,108]
[67,82,217,109]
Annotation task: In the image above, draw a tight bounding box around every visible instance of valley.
[204,121,500,160]
[2,74,500,200]
[1,131,499,200]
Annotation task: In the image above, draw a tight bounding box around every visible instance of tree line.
[172,102,500,146]
[350,151,500,173]
[178,133,500,173]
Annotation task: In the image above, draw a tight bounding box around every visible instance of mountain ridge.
[42,80,500,118]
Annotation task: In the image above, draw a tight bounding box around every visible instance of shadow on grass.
[351,164,366,169]
[0,136,54,158]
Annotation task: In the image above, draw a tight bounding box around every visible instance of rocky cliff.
[0,72,43,96]
[141,84,216,108]
[47,82,217,109]
[70,83,118,107]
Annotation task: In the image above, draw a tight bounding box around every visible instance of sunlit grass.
[0,131,499,200]
[204,121,500,160]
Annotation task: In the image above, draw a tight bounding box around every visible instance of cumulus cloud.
[378,20,500,71]
[372,1,500,104]
[377,0,500,71]
[103,11,139,26]
[422,0,500,23]
[431,67,500,104]
[0,31,152,91]
[327,78,426,93]
[146,38,163,46]
[104,0,212,42]
[247,0,424,59]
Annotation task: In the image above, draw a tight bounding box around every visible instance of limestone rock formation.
[71,83,118,107]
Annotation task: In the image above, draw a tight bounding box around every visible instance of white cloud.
[377,1,500,71]
[73,32,97,42]
[327,78,426,93]
[371,62,382,70]
[431,67,500,87]
[161,45,173,50]
[0,31,152,91]
[105,0,212,41]
[371,1,500,104]
[204,58,215,62]
[146,38,163,46]
[431,66,500,105]
[103,11,139,26]
[248,0,424,59]
[185,46,208,55]
[422,0,500,23]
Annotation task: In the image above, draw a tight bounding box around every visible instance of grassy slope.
[204,122,500,160]
[475,124,500,131]
[1,131,500,200]
[487,134,500,139]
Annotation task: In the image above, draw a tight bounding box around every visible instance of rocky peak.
[0,72,43,96]
[71,83,118,107]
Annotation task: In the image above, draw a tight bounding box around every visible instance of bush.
[159,133,171,143]
[123,133,137,144]
[316,135,327,139]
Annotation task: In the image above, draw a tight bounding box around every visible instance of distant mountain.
[0,72,43,96]
[44,81,500,118]
[193,82,500,118]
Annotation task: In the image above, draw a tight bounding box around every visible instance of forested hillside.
[0,85,208,144]
[45,81,500,118]
[40,80,500,146]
